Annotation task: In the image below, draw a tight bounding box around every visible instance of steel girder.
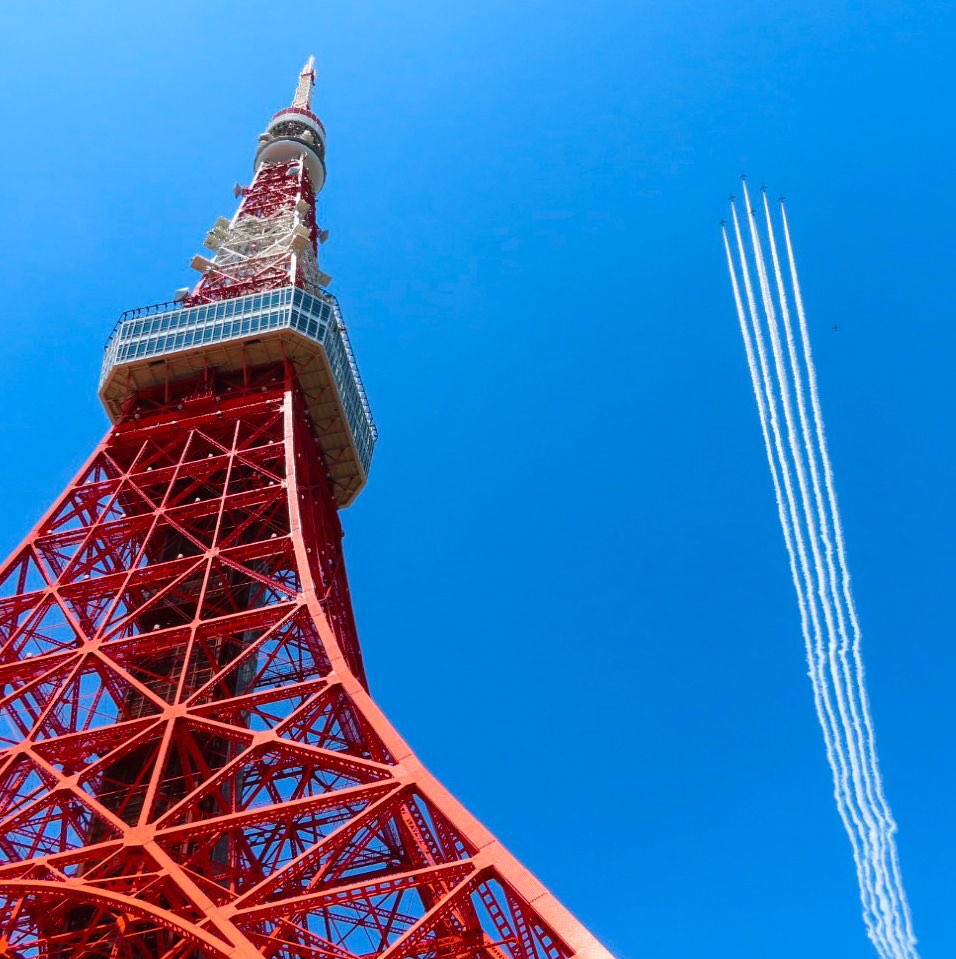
[0,365,611,959]
[186,160,324,307]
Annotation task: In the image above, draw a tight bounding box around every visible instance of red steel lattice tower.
[0,60,615,959]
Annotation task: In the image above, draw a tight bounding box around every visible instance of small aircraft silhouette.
[832,324,840,333]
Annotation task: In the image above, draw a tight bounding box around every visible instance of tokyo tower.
[0,60,616,959]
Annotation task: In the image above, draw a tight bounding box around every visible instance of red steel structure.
[0,61,615,959]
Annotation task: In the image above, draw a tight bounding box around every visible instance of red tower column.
[0,60,616,959]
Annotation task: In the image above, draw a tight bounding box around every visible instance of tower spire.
[292,54,316,110]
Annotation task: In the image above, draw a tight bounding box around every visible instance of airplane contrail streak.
[729,198,877,941]
[758,193,904,953]
[740,180,896,949]
[722,188,918,959]
[768,192,914,953]
[779,201,918,952]
[743,176,898,940]
[721,224,869,908]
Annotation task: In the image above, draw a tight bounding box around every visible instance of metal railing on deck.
[101,285,377,473]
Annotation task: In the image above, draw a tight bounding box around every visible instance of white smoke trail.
[721,223,870,911]
[729,198,877,940]
[723,187,918,959]
[765,193,911,954]
[779,202,918,953]
[741,181,896,951]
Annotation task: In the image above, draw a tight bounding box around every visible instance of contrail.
[757,191,902,949]
[767,191,914,953]
[722,186,918,959]
[779,201,918,952]
[755,186,903,952]
[740,180,897,946]
[728,199,878,940]
[721,221,871,914]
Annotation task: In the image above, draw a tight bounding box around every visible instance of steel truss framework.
[0,365,609,959]
[186,159,325,307]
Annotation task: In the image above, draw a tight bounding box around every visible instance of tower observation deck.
[0,60,617,959]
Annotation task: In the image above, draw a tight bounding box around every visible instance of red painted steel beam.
[0,367,611,959]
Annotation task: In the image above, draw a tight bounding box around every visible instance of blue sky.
[0,2,954,956]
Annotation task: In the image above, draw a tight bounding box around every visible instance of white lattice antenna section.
[292,56,316,110]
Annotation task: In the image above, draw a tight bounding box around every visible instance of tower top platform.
[99,285,376,507]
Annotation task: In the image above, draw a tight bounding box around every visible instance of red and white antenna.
[184,58,331,306]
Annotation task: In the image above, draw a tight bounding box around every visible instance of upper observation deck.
[99,285,377,507]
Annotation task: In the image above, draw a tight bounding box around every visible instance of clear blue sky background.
[0,2,954,957]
